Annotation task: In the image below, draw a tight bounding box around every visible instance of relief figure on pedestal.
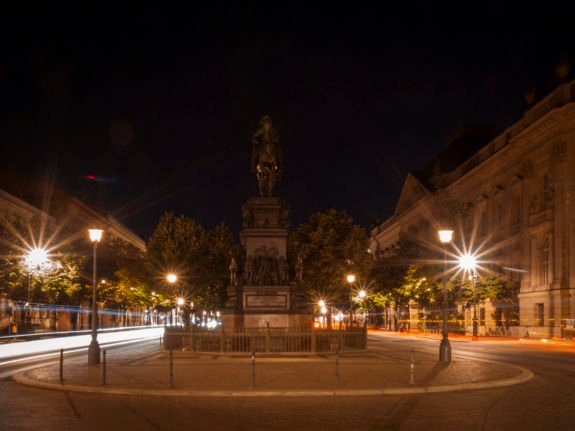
[278,255,288,284]
[245,255,254,284]
[229,254,238,286]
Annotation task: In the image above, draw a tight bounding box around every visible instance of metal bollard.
[169,348,174,388]
[59,349,64,383]
[335,348,340,387]
[409,349,415,385]
[251,350,256,389]
[101,350,107,386]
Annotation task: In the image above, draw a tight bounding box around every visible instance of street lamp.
[23,247,50,331]
[438,229,453,363]
[166,273,178,326]
[88,228,103,365]
[458,252,478,340]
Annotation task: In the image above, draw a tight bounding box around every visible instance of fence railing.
[163,325,367,353]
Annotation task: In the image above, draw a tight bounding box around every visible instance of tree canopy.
[145,212,234,310]
[293,209,371,308]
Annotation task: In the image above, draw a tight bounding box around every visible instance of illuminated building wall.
[371,78,575,339]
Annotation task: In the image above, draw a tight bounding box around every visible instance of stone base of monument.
[222,188,313,331]
[222,284,312,330]
[220,312,312,330]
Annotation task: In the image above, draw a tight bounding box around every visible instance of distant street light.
[23,247,50,331]
[88,228,103,365]
[166,273,178,284]
[438,229,453,363]
[458,252,479,340]
[346,274,356,284]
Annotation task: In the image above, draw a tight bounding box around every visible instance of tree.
[145,213,235,321]
[454,273,519,329]
[0,215,84,304]
[368,238,435,329]
[293,209,371,309]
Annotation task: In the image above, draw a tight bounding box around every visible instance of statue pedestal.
[222,196,311,330]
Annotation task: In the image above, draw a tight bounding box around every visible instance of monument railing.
[163,325,367,353]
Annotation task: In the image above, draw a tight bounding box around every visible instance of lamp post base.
[472,318,478,340]
[439,338,451,363]
[88,340,100,365]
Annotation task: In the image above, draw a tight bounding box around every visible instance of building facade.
[370,78,575,339]
[0,181,146,333]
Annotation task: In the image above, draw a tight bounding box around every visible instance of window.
[542,239,550,285]
[534,303,544,327]
[479,307,486,326]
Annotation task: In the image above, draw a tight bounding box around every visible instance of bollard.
[160,335,162,347]
[59,349,64,383]
[409,349,415,385]
[335,348,340,387]
[169,348,174,388]
[101,350,107,386]
[251,350,256,389]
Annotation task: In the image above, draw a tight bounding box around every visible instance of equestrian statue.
[251,115,282,196]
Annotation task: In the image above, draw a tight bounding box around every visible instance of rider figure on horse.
[251,115,282,196]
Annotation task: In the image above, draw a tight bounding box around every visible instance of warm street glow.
[358,290,367,299]
[166,273,178,284]
[176,297,185,306]
[438,229,454,244]
[88,228,104,243]
[347,274,356,283]
[318,299,325,308]
[458,252,478,272]
[24,247,50,271]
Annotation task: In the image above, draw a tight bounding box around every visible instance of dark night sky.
[1,2,574,240]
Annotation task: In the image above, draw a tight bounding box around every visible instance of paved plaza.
[12,333,533,397]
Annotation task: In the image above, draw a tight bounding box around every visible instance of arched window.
[542,239,550,285]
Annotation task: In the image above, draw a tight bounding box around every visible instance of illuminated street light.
[88,228,103,365]
[438,229,453,363]
[346,274,356,284]
[166,273,178,284]
[23,247,50,331]
[458,252,479,340]
[358,290,367,299]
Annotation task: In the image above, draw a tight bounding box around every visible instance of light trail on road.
[0,327,163,362]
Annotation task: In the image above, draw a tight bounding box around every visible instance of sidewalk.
[12,338,533,397]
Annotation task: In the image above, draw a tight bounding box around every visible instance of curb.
[12,365,533,397]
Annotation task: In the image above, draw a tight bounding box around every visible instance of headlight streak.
[0,327,163,361]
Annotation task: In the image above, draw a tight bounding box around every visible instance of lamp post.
[166,273,178,326]
[458,253,478,340]
[23,247,50,332]
[470,274,478,340]
[88,228,103,365]
[438,229,453,363]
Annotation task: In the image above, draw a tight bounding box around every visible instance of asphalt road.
[1,332,574,431]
